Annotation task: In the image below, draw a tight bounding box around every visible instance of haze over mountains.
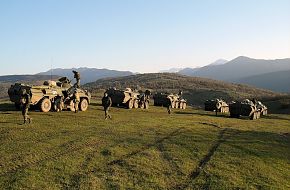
[37,67,133,84]
[175,56,290,92]
[0,56,289,93]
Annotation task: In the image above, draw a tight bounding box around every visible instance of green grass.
[0,100,289,189]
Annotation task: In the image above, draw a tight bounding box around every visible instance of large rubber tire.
[183,103,187,110]
[133,99,139,109]
[175,101,179,109]
[127,99,134,109]
[144,101,149,109]
[79,98,89,111]
[69,100,76,112]
[40,98,51,112]
[171,102,175,109]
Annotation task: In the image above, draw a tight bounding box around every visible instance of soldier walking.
[21,89,32,124]
[72,70,81,88]
[166,97,172,114]
[102,92,112,119]
[73,90,80,113]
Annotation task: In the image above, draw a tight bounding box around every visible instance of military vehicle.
[8,77,91,112]
[204,99,229,113]
[105,88,141,109]
[229,99,260,120]
[153,92,187,109]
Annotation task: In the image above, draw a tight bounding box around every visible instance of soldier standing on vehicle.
[21,89,32,124]
[73,90,80,113]
[102,92,112,119]
[72,70,81,88]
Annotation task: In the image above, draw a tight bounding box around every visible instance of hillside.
[84,73,280,106]
[0,75,60,99]
[178,56,290,81]
[0,100,289,189]
[38,67,134,84]
[235,70,290,93]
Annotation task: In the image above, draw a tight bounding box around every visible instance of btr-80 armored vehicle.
[204,99,229,113]
[8,77,91,112]
[229,99,260,120]
[105,88,141,109]
[153,92,187,109]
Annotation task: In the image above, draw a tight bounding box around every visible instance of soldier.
[21,89,32,124]
[178,89,183,97]
[72,70,81,88]
[55,96,64,112]
[73,90,80,113]
[165,97,172,114]
[102,92,112,119]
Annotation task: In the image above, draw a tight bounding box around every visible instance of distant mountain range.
[235,70,290,93]
[1,56,289,94]
[37,67,134,84]
[176,56,290,92]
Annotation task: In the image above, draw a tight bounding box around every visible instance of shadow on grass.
[107,127,185,166]
[0,103,17,112]
[175,111,229,118]
[262,115,290,121]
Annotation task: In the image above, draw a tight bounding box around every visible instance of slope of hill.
[178,56,290,81]
[38,67,134,84]
[0,75,60,99]
[235,70,290,93]
[84,73,281,106]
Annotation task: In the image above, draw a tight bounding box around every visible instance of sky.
[0,0,290,75]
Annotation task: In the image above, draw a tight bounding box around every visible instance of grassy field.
[0,100,289,189]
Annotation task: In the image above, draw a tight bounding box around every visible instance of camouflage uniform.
[102,93,112,119]
[166,97,172,114]
[73,70,81,88]
[73,90,80,113]
[21,92,31,124]
[56,97,64,112]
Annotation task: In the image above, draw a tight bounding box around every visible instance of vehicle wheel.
[127,99,134,109]
[171,101,175,108]
[133,99,139,108]
[144,101,149,109]
[69,100,76,112]
[80,98,89,111]
[15,103,21,110]
[183,103,187,109]
[251,112,256,120]
[40,98,51,112]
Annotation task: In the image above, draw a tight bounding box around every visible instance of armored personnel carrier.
[204,99,229,113]
[105,88,140,109]
[8,77,91,112]
[153,92,187,109]
[229,99,260,120]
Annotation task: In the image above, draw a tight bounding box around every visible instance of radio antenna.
[50,57,53,81]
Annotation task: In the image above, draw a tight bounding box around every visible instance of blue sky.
[0,0,289,75]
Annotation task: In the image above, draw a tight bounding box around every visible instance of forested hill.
[84,73,281,106]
